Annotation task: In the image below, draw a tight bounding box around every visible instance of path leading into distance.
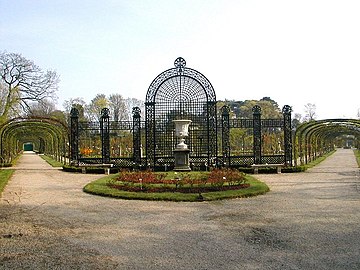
[1,149,360,269]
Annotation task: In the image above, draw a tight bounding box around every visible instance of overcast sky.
[1,0,359,119]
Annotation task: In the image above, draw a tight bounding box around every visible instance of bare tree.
[292,113,303,129]
[0,51,59,123]
[86,94,109,121]
[304,103,317,121]
[27,98,56,117]
[63,97,87,122]
[109,93,128,121]
[63,97,85,113]
[124,97,145,119]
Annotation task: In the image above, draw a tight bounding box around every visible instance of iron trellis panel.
[70,108,79,164]
[70,106,293,169]
[154,156,175,167]
[109,121,133,130]
[229,119,253,128]
[230,156,255,167]
[78,157,103,165]
[221,105,230,166]
[262,119,284,128]
[145,102,155,167]
[207,101,218,166]
[79,121,136,132]
[183,68,216,101]
[111,158,136,168]
[283,105,293,166]
[190,156,212,170]
[261,155,285,164]
[79,121,100,131]
[132,107,142,165]
[253,105,262,164]
[100,108,110,164]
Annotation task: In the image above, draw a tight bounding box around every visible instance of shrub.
[208,168,246,187]
[115,169,166,184]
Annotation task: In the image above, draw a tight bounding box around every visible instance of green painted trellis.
[294,119,360,165]
[0,117,69,164]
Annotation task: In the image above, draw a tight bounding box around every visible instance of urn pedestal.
[173,148,191,171]
[173,120,191,171]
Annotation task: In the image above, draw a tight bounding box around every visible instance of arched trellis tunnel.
[294,119,360,166]
[0,117,69,164]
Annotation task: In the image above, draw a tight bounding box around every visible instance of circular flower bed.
[83,168,270,201]
[107,168,249,193]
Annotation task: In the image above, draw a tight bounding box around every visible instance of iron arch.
[145,57,217,169]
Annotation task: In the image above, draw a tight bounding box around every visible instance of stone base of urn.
[173,148,191,171]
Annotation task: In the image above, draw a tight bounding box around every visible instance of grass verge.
[40,155,64,167]
[354,149,360,168]
[0,153,22,167]
[0,169,14,196]
[302,150,336,170]
[83,173,269,202]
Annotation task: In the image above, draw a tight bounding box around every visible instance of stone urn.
[173,119,192,171]
[173,119,192,149]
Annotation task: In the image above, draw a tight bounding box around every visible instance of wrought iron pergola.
[144,57,217,169]
[68,57,295,170]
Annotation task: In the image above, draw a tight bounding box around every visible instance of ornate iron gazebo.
[68,57,294,170]
[145,57,217,169]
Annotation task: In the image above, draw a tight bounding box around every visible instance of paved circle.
[1,149,359,269]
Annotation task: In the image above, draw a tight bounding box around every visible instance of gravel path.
[1,149,360,269]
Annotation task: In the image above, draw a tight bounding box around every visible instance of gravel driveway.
[1,149,360,269]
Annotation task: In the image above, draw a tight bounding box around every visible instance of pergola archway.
[294,119,360,165]
[0,117,69,164]
[145,57,217,168]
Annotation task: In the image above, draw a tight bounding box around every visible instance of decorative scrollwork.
[146,58,216,103]
[174,57,186,73]
[221,105,231,116]
[70,107,79,118]
[282,105,292,114]
[132,106,141,116]
[252,105,262,114]
[101,108,110,118]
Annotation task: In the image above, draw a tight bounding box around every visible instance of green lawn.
[83,173,270,202]
[40,155,64,167]
[0,169,14,196]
